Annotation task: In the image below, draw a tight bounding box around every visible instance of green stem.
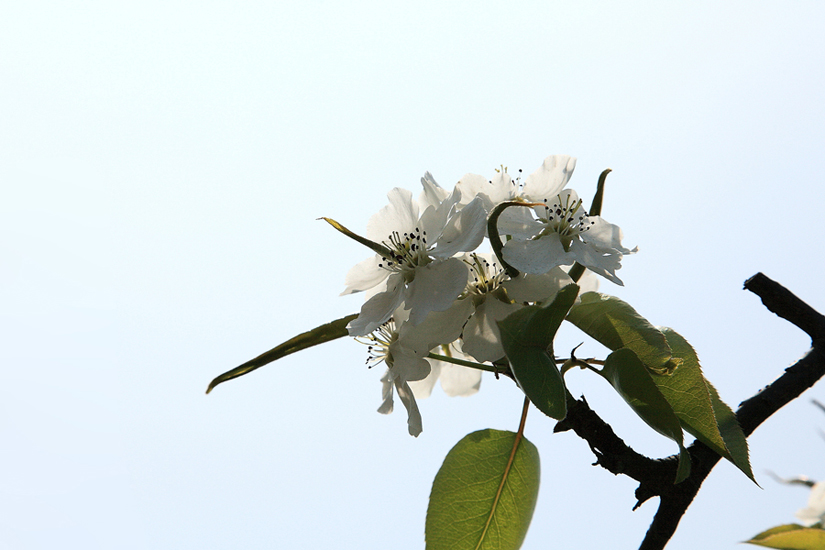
[427,352,502,373]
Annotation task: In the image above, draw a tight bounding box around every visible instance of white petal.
[399,297,473,353]
[455,173,491,208]
[797,482,825,526]
[495,206,540,238]
[418,202,450,244]
[582,216,637,255]
[347,274,405,336]
[388,339,432,382]
[408,361,442,399]
[462,298,521,363]
[569,239,624,286]
[366,187,419,242]
[522,155,577,200]
[395,379,423,437]
[431,197,487,258]
[377,370,394,414]
[405,259,469,325]
[503,268,573,303]
[438,363,482,397]
[341,255,389,295]
[503,234,572,274]
[419,172,450,211]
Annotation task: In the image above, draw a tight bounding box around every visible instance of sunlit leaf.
[601,348,690,483]
[707,378,755,482]
[566,292,678,374]
[655,328,754,481]
[498,284,580,420]
[744,524,825,548]
[426,429,540,550]
[206,314,358,393]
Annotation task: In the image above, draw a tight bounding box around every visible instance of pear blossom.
[456,155,578,236]
[341,178,487,337]
[502,188,637,285]
[360,318,428,437]
[361,303,467,436]
[460,254,600,361]
[398,252,584,364]
[456,155,577,210]
[796,481,825,526]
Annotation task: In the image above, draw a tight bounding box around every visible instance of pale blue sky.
[2,2,825,549]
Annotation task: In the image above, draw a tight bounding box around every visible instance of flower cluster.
[331,155,635,436]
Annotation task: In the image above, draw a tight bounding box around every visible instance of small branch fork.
[554,273,825,550]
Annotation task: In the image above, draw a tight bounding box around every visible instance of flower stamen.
[538,193,596,249]
[377,228,431,275]
[464,253,508,296]
[356,320,398,369]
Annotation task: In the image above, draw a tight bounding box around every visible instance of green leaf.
[320,217,394,258]
[566,292,678,374]
[498,284,580,420]
[744,524,825,549]
[601,348,691,483]
[651,329,721,450]
[707,378,755,482]
[206,314,358,393]
[426,429,540,550]
[655,328,755,482]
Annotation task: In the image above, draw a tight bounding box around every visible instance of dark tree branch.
[556,273,825,550]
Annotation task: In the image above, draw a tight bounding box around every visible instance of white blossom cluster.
[338,155,636,436]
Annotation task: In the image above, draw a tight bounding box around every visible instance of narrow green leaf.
[655,328,755,482]
[588,168,612,217]
[206,313,358,393]
[426,429,540,550]
[744,524,825,548]
[566,292,678,374]
[498,285,580,420]
[601,348,690,483]
[320,217,394,258]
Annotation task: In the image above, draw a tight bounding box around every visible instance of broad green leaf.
[601,348,691,483]
[566,292,678,374]
[426,429,540,550]
[707,378,755,482]
[655,328,755,482]
[744,524,825,549]
[652,329,727,456]
[498,284,580,420]
[206,314,358,393]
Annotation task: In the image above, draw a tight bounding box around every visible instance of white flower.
[502,188,637,285]
[456,155,578,236]
[408,343,482,399]
[796,481,825,526]
[457,155,577,209]
[362,303,466,437]
[341,180,487,336]
[396,252,581,364]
